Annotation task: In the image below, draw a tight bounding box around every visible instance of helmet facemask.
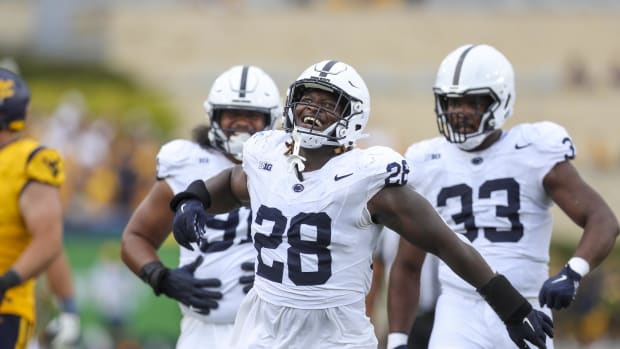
[435,88,500,151]
[285,80,360,149]
[203,65,282,161]
[208,107,270,161]
[433,44,515,151]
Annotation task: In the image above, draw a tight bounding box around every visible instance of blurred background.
[1,0,619,348]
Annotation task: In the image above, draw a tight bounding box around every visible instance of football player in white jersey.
[387,44,619,349]
[120,65,282,349]
[170,60,553,349]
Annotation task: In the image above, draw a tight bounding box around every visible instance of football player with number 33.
[121,65,282,349]
[170,60,554,349]
[387,44,619,349]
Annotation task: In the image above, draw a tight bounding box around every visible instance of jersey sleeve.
[361,146,409,201]
[157,140,192,179]
[527,121,577,176]
[25,147,65,187]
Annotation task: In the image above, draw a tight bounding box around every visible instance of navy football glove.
[478,274,553,349]
[506,309,554,349]
[539,264,581,310]
[239,261,255,294]
[140,256,222,314]
[172,199,208,251]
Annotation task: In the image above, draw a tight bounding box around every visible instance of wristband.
[386,332,408,349]
[169,180,211,211]
[568,257,590,277]
[139,261,168,296]
[60,297,78,314]
[477,273,531,324]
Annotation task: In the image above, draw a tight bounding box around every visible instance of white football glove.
[45,312,81,348]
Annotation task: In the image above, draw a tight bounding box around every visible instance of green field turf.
[59,235,182,345]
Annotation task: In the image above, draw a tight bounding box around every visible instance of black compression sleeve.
[169,179,212,211]
[139,261,168,296]
[477,274,532,324]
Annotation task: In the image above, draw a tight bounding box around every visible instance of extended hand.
[239,261,255,294]
[506,309,553,349]
[172,199,208,250]
[539,264,581,310]
[160,256,222,314]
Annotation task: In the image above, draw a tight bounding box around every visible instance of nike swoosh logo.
[515,143,532,149]
[551,275,568,283]
[334,173,354,181]
[523,317,534,332]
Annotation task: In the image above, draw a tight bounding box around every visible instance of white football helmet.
[204,65,282,160]
[284,60,370,149]
[433,44,515,150]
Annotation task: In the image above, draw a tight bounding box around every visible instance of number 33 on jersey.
[405,121,575,296]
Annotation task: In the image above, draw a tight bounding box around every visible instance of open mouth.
[301,116,324,129]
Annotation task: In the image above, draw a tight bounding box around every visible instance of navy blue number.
[199,209,240,253]
[437,178,523,243]
[254,205,333,286]
[385,160,410,187]
[562,137,576,160]
[479,178,523,242]
[239,210,253,244]
[287,213,332,285]
[437,184,477,242]
[254,206,287,283]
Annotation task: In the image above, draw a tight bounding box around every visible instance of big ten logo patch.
[258,161,272,171]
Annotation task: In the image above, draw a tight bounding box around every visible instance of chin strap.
[287,128,306,181]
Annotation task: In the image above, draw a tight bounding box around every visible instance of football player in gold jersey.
[0,67,65,349]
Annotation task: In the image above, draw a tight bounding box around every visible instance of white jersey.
[157,139,255,324]
[242,130,409,309]
[405,121,576,299]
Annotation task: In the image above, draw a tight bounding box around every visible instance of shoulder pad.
[157,139,204,179]
[525,122,576,160]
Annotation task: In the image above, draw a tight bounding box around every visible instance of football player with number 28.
[388,44,619,349]
[170,60,554,349]
[121,65,281,349]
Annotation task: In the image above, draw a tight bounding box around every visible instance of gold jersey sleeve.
[0,138,65,322]
[25,146,65,187]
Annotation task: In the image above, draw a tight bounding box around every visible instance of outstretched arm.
[369,185,494,288]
